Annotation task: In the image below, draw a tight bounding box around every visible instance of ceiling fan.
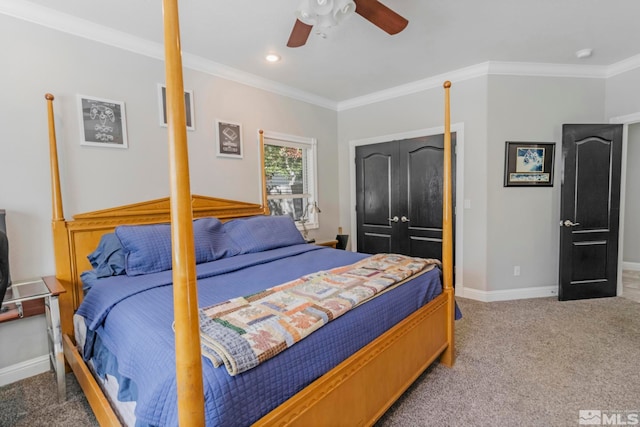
[287,0,408,48]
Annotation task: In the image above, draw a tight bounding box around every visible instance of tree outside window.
[263,133,318,229]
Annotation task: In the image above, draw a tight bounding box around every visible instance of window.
[263,131,318,234]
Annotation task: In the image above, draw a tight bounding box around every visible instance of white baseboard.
[456,284,558,302]
[0,355,50,387]
[623,262,640,271]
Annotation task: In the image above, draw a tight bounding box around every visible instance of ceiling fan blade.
[287,19,313,48]
[354,0,408,35]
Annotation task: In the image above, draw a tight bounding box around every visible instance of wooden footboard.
[255,293,450,426]
[60,292,450,427]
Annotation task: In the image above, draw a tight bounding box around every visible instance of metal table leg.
[46,294,66,401]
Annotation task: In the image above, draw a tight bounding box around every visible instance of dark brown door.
[559,124,623,300]
[355,134,456,259]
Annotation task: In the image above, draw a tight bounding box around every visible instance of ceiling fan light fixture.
[288,0,407,48]
[333,0,356,24]
[311,0,335,16]
[296,0,354,29]
[316,13,337,29]
[296,9,317,25]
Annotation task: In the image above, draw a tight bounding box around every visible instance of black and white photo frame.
[77,94,128,148]
[215,119,243,158]
[158,84,195,131]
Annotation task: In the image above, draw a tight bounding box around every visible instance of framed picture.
[158,84,195,131]
[215,119,243,158]
[77,95,128,148]
[504,141,555,187]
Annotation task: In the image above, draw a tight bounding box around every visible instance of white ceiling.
[7,0,640,106]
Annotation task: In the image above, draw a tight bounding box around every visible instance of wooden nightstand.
[0,276,66,401]
[315,240,338,249]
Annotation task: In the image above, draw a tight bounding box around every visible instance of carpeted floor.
[377,296,640,426]
[1,296,638,426]
[0,369,97,427]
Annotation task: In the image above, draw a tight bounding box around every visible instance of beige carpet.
[0,370,97,427]
[377,296,640,426]
[2,296,638,427]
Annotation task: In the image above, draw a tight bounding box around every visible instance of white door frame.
[348,123,465,287]
[610,111,640,295]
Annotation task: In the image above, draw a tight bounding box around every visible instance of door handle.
[401,216,410,223]
[388,216,399,223]
[561,219,581,227]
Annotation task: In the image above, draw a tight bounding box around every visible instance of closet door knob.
[401,216,410,223]
[388,216,399,223]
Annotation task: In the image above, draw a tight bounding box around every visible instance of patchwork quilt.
[198,253,440,375]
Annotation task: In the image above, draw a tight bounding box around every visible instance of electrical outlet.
[513,266,521,276]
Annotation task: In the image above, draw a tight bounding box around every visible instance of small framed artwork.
[504,142,555,187]
[158,84,195,131]
[77,95,128,148]
[215,119,243,158]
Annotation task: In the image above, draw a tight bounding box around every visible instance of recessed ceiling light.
[576,48,593,59]
[265,53,281,63]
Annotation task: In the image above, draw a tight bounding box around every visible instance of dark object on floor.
[335,227,349,250]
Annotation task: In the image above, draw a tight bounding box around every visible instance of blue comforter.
[78,244,445,426]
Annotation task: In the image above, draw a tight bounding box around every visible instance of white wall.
[605,68,640,119]
[623,124,640,263]
[486,75,606,292]
[605,68,640,267]
[0,14,339,281]
[0,14,338,373]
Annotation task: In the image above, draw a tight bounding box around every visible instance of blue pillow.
[86,233,126,278]
[115,217,240,276]
[223,215,305,254]
[80,269,99,293]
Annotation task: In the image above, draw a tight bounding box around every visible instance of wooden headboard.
[46,95,270,339]
[51,195,267,338]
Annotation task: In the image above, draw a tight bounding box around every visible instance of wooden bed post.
[440,81,455,367]
[45,94,64,223]
[45,93,76,336]
[162,0,205,425]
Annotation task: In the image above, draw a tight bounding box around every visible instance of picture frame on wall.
[158,84,195,131]
[215,119,243,158]
[504,141,555,187]
[77,94,128,148]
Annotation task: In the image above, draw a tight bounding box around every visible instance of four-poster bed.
[44,1,456,425]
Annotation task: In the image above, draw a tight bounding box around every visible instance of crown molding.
[182,54,337,110]
[606,53,640,78]
[0,0,165,60]
[0,0,338,111]
[336,63,489,111]
[3,0,639,112]
[336,60,615,111]
[486,61,608,78]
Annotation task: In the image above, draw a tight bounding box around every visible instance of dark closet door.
[356,134,456,260]
[559,124,623,300]
[355,142,399,254]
